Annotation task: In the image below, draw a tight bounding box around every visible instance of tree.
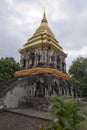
[0,57,20,81]
[69,57,87,97]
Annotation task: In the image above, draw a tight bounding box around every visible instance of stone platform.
[0,73,78,109]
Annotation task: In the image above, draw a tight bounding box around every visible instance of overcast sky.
[0,0,87,71]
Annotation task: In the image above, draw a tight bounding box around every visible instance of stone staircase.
[0,78,18,99]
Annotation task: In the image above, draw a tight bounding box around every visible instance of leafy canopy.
[0,57,20,81]
[69,57,87,87]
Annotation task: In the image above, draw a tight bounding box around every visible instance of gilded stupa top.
[41,9,47,23]
[32,10,55,38]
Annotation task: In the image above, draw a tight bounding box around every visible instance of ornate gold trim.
[14,68,69,80]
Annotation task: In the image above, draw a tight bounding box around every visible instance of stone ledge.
[7,108,51,120]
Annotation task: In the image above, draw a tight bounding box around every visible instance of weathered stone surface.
[0,78,18,98]
[20,49,67,73]
[0,74,78,109]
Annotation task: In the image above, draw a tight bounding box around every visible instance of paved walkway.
[0,110,50,130]
[7,108,51,120]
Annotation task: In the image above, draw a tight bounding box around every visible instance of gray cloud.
[0,0,87,71]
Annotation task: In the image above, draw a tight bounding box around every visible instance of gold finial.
[41,8,47,23]
[43,7,46,19]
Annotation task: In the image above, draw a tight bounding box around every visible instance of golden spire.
[41,8,47,23]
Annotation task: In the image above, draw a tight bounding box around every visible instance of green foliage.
[69,56,87,87]
[69,57,87,97]
[47,96,87,130]
[0,57,20,81]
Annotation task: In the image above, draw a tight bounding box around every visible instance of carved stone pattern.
[20,49,66,73]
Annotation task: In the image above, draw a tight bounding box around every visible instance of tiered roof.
[19,11,67,57]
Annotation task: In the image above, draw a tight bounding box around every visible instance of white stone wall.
[2,79,30,109]
[3,85,26,108]
[2,77,37,109]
